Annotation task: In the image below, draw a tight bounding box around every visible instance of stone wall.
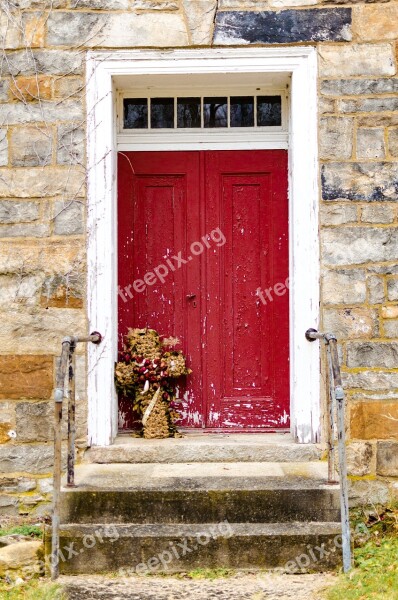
[0,0,397,514]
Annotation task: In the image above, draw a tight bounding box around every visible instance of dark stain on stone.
[213,8,352,44]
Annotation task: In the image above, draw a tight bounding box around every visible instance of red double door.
[118,150,289,431]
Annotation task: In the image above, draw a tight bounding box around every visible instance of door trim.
[86,47,320,446]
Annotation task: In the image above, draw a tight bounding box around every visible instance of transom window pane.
[151,98,174,129]
[204,97,228,128]
[230,96,254,127]
[123,95,282,130]
[177,97,201,128]
[124,98,148,129]
[257,96,282,127]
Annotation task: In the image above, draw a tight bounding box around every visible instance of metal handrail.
[51,332,102,580]
[305,328,352,573]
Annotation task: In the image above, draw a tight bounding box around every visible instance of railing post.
[67,341,77,488]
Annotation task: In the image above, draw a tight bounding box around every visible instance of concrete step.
[84,434,323,464]
[60,463,340,524]
[48,522,342,575]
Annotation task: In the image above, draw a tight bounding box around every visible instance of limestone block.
[323,307,376,339]
[0,223,50,238]
[340,97,398,114]
[321,78,398,97]
[322,227,398,266]
[0,239,85,274]
[0,13,21,49]
[38,477,52,494]
[0,496,18,515]
[54,76,83,99]
[182,0,218,45]
[367,275,384,304]
[0,355,53,400]
[0,167,85,198]
[358,114,398,128]
[270,0,317,5]
[9,0,67,7]
[0,477,36,493]
[361,204,394,224]
[347,342,398,369]
[219,0,269,6]
[0,128,8,167]
[0,80,9,101]
[318,97,335,115]
[57,124,85,166]
[321,269,366,304]
[320,204,357,226]
[383,319,398,339]
[0,273,43,307]
[350,400,398,440]
[0,100,83,126]
[387,279,398,301]
[381,305,398,319]
[322,162,398,201]
[1,50,84,77]
[10,126,53,167]
[318,44,396,77]
[389,129,398,158]
[346,442,373,476]
[9,76,52,102]
[0,444,54,473]
[349,479,389,507]
[356,128,385,160]
[54,201,84,236]
[376,441,398,476]
[73,0,131,7]
[214,8,351,44]
[46,12,189,47]
[41,272,84,308]
[0,200,40,224]
[0,541,43,576]
[133,0,180,8]
[16,402,52,442]
[319,117,353,160]
[343,370,398,391]
[354,4,398,41]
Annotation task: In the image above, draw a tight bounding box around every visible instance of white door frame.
[86,47,320,446]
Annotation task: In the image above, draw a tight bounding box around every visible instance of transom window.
[123,95,282,130]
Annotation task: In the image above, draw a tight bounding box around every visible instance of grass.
[326,504,398,600]
[0,525,43,540]
[0,580,65,600]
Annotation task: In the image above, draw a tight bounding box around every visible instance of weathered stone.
[0,355,53,400]
[23,14,46,48]
[53,76,83,99]
[1,50,83,77]
[57,124,85,165]
[319,117,353,160]
[0,307,86,353]
[46,12,189,47]
[343,370,398,391]
[0,239,84,275]
[318,44,396,77]
[347,342,398,369]
[351,400,398,440]
[346,442,373,476]
[0,477,36,493]
[389,129,398,158]
[73,0,131,7]
[340,97,398,114]
[0,128,8,167]
[53,201,84,236]
[0,167,85,198]
[322,269,366,304]
[358,115,398,128]
[0,541,43,576]
[19,493,44,507]
[387,278,398,301]
[361,204,394,224]
[0,100,83,126]
[0,223,50,238]
[367,275,384,304]
[41,272,83,308]
[0,273,43,307]
[182,0,217,45]
[0,422,13,443]
[38,477,52,494]
[9,0,67,8]
[321,78,398,97]
[219,0,268,6]
[322,163,398,201]
[356,128,385,160]
[323,308,375,339]
[381,305,398,319]
[10,126,53,167]
[383,319,398,338]
[0,444,54,473]
[9,76,52,102]
[320,204,357,226]
[0,79,9,102]
[349,479,389,507]
[214,9,351,44]
[377,441,398,476]
[16,402,52,442]
[133,0,179,8]
[0,13,21,49]
[270,0,317,5]
[0,496,18,515]
[354,4,398,42]
[322,227,398,266]
[318,97,335,115]
[0,200,40,224]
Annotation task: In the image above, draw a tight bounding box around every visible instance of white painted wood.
[86,47,320,446]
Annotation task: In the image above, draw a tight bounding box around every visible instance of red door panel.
[117,150,289,431]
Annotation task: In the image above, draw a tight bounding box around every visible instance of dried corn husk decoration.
[115,328,191,438]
